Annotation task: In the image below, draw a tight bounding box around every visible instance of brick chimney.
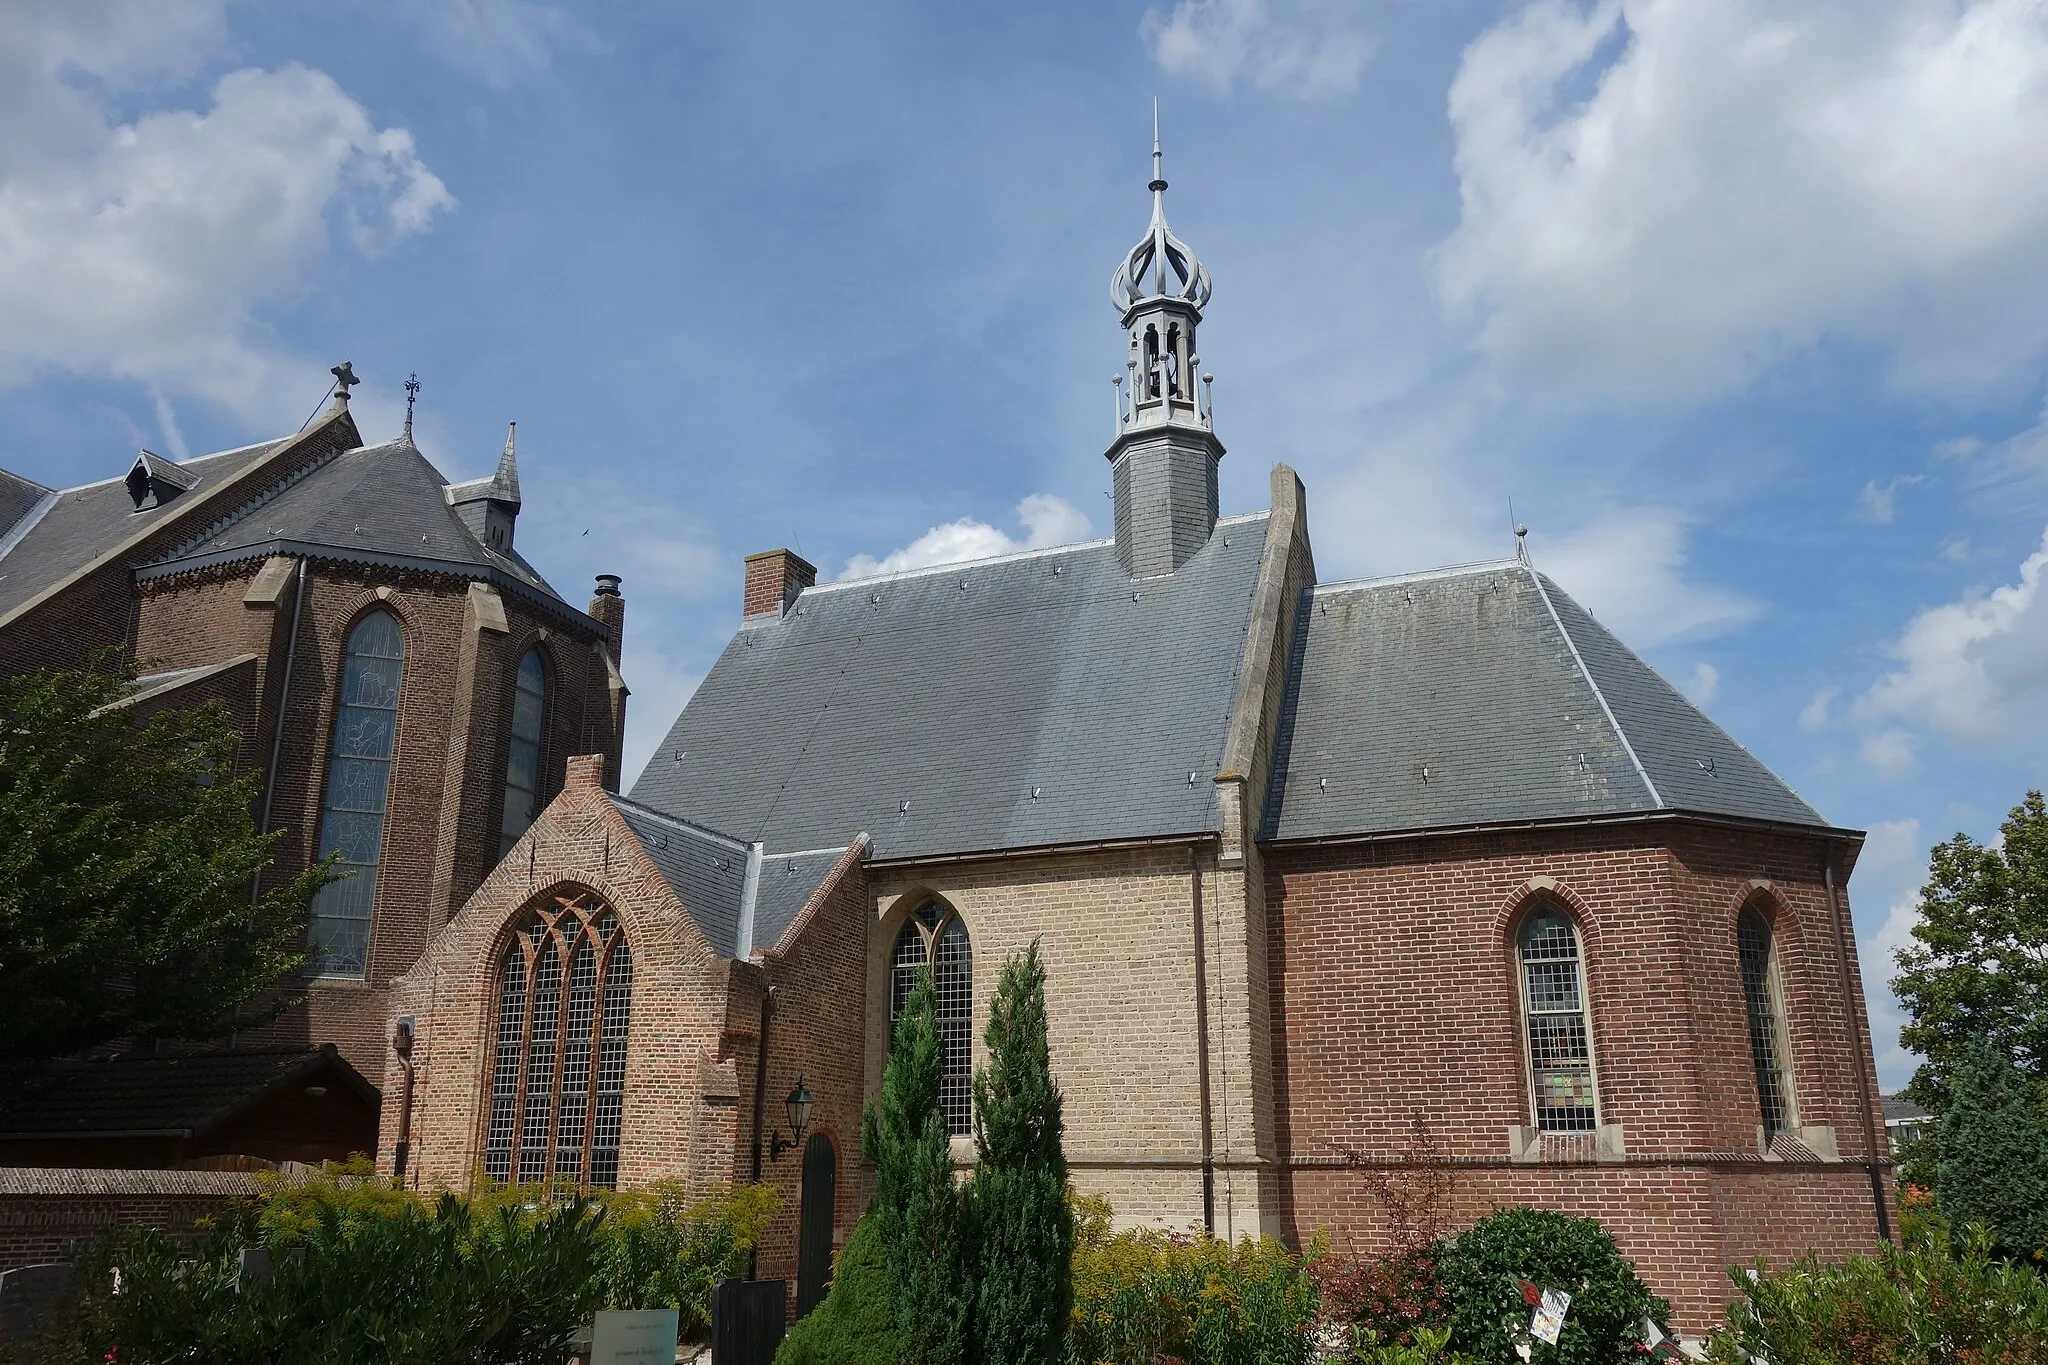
[743,549,816,620]
[589,573,624,659]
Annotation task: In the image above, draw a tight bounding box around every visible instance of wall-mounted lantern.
[770,1076,815,1162]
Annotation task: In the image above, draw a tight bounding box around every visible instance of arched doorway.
[795,1133,837,1316]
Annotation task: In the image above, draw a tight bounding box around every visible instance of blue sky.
[5,0,2048,1089]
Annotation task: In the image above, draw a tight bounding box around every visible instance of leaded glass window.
[889,902,972,1137]
[499,650,547,857]
[307,610,405,978]
[1520,905,1598,1134]
[483,894,632,1188]
[1739,908,1796,1139]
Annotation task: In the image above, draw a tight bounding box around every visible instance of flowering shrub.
[1703,1222,2048,1365]
[1066,1194,1322,1365]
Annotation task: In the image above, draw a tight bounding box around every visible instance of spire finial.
[329,361,358,406]
[495,421,521,504]
[1149,97,1167,195]
[403,372,420,438]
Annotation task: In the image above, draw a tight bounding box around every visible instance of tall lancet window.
[890,902,972,1136]
[1519,904,1599,1134]
[307,610,405,978]
[1738,907,1797,1139]
[483,894,633,1188]
[499,649,547,857]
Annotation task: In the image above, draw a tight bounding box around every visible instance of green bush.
[1703,1223,2048,1364]
[1324,1324,1479,1365]
[774,1215,904,1365]
[1934,1042,2048,1261]
[1432,1208,1670,1365]
[40,1161,776,1364]
[1066,1204,1322,1365]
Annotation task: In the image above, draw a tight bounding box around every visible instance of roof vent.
[124,451,196,512]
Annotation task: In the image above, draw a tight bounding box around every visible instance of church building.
[0,383,627,1166]
[401,143,1874,1331]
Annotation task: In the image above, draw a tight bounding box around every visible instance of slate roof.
[1264,561,1826,841]
[605,794,850,958]
[1882,1094,1931,1125]
[0,1047,374,1139]
[0,468,50,540]
[0,441,283,618]
[135,436,584,621]
[629,514,1273,861]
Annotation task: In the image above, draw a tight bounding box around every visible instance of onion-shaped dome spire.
[1111,101,1213,316]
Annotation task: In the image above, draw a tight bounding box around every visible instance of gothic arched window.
[890,902,972,1137]
[1519,904,1599,1134]
[483,894,633,1188]
[307,609,405,979]
[498,649,548,857]
[1738,907,1797,1139]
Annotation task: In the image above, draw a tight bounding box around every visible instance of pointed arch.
[1738,898,1798,1139]
[306,607,406,978]
[1512,894,1601,1134]
[498,646,550,857]
[887,896,973,1137]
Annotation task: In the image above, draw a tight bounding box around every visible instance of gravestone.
[592,1307,679,1364]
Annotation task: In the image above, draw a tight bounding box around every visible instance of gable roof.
[605,794,853,958]
[628,513,1273,861]
[0,1046,375,1140]
[1263,561,1828,841]
[0,440,284,619]
[134,436,595,631]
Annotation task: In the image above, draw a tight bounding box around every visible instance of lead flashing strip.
[735,841,764,959]
[0,490,59,566]
[1525,565,1663,808]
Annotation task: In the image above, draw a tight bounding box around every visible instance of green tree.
[0,659,334,1069]
[969,939,1072,1365]
[860,965,972,1365]
[1893,791,2048,1116]
[1933,1041,2048,1261]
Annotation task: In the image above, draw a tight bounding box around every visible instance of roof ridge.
[1523,565,1664,808]
[606,791,753,853]
[1312,557,1522,595]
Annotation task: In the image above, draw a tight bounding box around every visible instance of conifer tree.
[860,966,972,1365]
[1934,1041,2048,1259]
[970,940,1072,1365]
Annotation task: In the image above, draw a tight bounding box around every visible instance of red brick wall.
[1264,819,1888,1334]
[0,1171,258,1273]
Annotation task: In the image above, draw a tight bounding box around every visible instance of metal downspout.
[1824,855,1893,1242]
[1190,845,1216,1234]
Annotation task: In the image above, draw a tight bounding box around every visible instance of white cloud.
[400,0,600,89]
[0,2,454,427]
[1433,0,2048,402]
[1798,685,1836,730]
[1861,728,1916,778]
[1536,507,1763,647]
[1682,660,1719,705]
[1856,475,1923,525]
[840,494,1092,580]
[1854,524,2048,746]
[1140,0,1374,99]
[1941,536,1972,562]
[1852,816,1928,1088]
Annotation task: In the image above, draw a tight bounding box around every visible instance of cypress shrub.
[773,1215,903,1365]
[1935,1041,2048,1260]
[860,964,972,1365]
[971,940,1073,1365]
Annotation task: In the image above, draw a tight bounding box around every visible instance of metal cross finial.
[330,361,359,400]
[403,372,420,437]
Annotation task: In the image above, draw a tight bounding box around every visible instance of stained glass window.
[483,895,632,1188]
[307,610,404,978]
[890,902,972,1137]
[498,650,547,857]
[1739,908,1796,1139]
[1520,906,1598,1134]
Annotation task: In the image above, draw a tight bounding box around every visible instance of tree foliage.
[971,939,1073,1365]
[860,965,972,1365]
[773,1214,904,1365]
[1432,1208,1670,1365]
[1933,1042,2048,1262]
[1894,790,2048,1115]
[0,659,334,1067]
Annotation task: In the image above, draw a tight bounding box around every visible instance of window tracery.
[307,609,405,978]
[483,893,633,1188]
[499,649,547,857]
[889,901,972,1137]
[1738,906,1797,1139]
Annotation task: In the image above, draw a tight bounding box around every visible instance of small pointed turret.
[493,422,522,505]
[1106,103,1223,578]
[446,421,524,553]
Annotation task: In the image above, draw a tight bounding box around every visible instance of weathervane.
[404,372,421,437]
